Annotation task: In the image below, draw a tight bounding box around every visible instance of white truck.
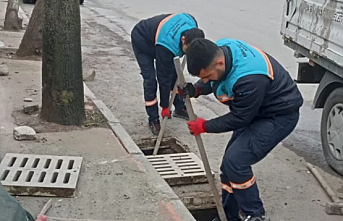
[280,0,343,175]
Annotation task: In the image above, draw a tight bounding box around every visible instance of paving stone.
[0,64,9,76]
[23,104,39,114]
[24,98,33,102]
[13,126,36,141]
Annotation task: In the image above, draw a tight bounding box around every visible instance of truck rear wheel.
[321,87,343,175]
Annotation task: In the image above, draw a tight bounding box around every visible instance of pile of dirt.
[0,48,41,61]
[12,99,108,133]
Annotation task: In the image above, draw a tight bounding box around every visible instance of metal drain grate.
[0,153,82,197]
[146,153,213,186]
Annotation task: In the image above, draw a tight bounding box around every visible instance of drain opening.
[32,158,40,168]
[179,164,198,167]
[68,160,74,169]
[56,159,63,169]
[20,158,28,167]
[63,173,71,184]
[190,208,218,221]
[182,167,202,171]
[1,170,10,181]
[38,172,46,183]
[136,137,189,155]
[8,157,17,167]
[51,172,58,183]
[26,171,34,182]
[155,165,173,169]
[44,159,52,169]
[13,171,22,181]
[175,160,194,164]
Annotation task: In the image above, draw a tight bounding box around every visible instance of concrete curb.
[83,83,196,221]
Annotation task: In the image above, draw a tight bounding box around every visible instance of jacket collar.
[219,46,233,81]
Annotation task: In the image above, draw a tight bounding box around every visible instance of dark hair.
[182,28,205,45]
[186,38,220,76]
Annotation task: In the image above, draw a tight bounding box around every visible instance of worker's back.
[133,14,171,46]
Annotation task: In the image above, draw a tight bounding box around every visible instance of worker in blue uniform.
[178,38,303,221]
[131,13,205,135]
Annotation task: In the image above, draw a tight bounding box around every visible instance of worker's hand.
[187,118,206,136]
[161,107,171,119]
[35,214,47,221]
[177,83,197,98]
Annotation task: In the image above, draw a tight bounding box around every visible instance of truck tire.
[321,87,343,175]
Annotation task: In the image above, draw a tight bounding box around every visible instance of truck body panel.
[281,0,343,71]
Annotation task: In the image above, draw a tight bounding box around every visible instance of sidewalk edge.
[83,82,196,221]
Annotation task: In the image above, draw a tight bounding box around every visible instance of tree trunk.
[16,0,43,57]
[41,0,85,125]
[4,0,22,31]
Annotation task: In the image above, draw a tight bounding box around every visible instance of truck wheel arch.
[312,71,343,109]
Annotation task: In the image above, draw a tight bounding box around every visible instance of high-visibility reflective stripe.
[251,46,274,80]
[145,98,157,107]
[217,94,234,103]
[230,176,256,190]
[221,183,233,193]
[251,45,272,78]
[155,14,176,43]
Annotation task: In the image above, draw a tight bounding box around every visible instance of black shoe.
[148,120,161,136]
[211,217,240,221]
[173,108,189,120]
[241,214,269,221]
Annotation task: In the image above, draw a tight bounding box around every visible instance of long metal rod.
[173,57,228,221]
[306,163,340,203]
[306,163,343,215]
[153,57,187,155]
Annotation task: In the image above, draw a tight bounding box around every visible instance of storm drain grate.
[146,153,213,186]
[0,153,83,197]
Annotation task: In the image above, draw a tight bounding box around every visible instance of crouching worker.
[178,38,303,221]
[131,13,205,135]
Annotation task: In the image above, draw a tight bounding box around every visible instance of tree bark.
[41,0,85,125]
[16,0,43,57]
[4,0,22,31]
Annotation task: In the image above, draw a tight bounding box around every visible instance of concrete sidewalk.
[0,7,195,221]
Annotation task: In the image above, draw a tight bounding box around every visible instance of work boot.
[241,214,270,221]
[173,108,189,120]
[148,120,161,136]
[211,217,240,221]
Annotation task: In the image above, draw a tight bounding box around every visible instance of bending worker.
[178,38,303,221]
[131,13,205,135]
